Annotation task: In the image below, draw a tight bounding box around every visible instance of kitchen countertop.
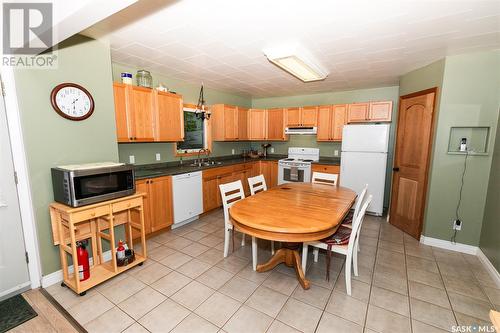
[134,155,340,180]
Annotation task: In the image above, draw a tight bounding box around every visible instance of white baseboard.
[41,250,112,288]
[476,248,500,289]
[419,235,478,255]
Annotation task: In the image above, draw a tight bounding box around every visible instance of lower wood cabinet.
[135,176,173,236]
[312,164,341,182]
[260,161,278,188]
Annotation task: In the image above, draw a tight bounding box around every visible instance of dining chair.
[219,180,258,270]
[342,184,368,253]
[311,172,339,186]
[247,175,274,254]
[302,195,372,296]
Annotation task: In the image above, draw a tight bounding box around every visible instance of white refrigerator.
[340,124,390,216]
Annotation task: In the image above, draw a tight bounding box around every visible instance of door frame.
[389,87,439,239]
[1,67,42,289]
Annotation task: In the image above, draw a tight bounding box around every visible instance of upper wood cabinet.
[113,83,183,143]
[347,101,392,123]
[211,104,238,141]
[248,108,267,140]
[317,105,347,141]
[285,106,318,127]
[237,107,249,140]
[332,104,347,140]
[266,108,286,141]
[286,107,301,126]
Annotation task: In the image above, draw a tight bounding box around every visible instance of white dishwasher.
[172,171,203,227]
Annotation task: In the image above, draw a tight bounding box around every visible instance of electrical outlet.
[129,155,135,164]
[231,149,235,155]
[453,219,462,231]
[270,147,275,153]
[155,153,161,161]
[334,150,339,156]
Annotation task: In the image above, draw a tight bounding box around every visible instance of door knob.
[393,167,400,172]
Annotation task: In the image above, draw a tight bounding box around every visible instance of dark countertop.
[134,155,340,180]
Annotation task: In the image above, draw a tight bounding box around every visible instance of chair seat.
[321,225,352,245]
[341,210,354,226]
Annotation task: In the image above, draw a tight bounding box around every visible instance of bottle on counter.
[117,240,126,260]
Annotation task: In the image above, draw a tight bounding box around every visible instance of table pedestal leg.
[256,243,310,290]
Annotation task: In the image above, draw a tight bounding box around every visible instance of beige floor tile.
[216,255,250,274]
[325,291,367,325]
[410,298,456,331]
[99,276,146,304]
[151,271,192,297]
[407,268,444,289]
[237,263,272,284]
[316,312,363,333]
[183,230,210,241]
[483,286,500,305]
[197,266,235,289]
[266,320,302,333]
[378,241,405,254]
[406,255,439,274]
[277,298,322,333]
[263,272,299,296]
[171,313,219,333]
[171,226,196,236]
[139,299,190,333]
[48,284,97,309]
[171,280,215,311]
[373,268,408,296]
[370,285,410,317]
[195,292,242,327]
[165,236,194,250]
[438,261,475,279]
[199,235,224,248]
[304,265,337,289]
[448,292,492,322]
[454,311,494,329]
[442,274,489,301]
[122,322,149,333]
[365,304,411,333]
[334,276,371,302]
[180,242,211,257]
[84,306,134,333]
[68,293,114,325]
[149,231,178,245]
[219,276,259,302]
[94,272,130,293]
[291,283,331,309]
[118,286,166,320]
[198,248,225,266]
[223,305,273,333]
[159,251,193,269]
[147,245,177,261]
[411,319,450,333]
[350,265,374,285]
[177,258,212,278]
[127,261,172,285]
[408,280,450,308]
[405,245,435,260]
[245,286,288,318]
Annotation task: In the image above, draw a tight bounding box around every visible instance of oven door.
[279,165,309,184]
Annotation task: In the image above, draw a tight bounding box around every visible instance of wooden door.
[286,107,301,126]
[347,103,369,123]
[135,179,151,235]
[266,108,285,140]
[389,88,437,239]
[301,106,318,126]
[224,105,238,140]
[317,106,333,141]
[237,107,249,140]
[155,91,183,141]
[332,104,347,141]
[130,86,155,141]
[112,83,131,142]
[369,101,393,122]
[149,176,173,232]
[248,109,267,140]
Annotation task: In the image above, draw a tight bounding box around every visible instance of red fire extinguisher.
[76,241,90,281]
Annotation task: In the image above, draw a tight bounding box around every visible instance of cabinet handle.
[150,180,153,183]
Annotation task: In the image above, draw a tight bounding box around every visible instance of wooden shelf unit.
[49,193,147,295]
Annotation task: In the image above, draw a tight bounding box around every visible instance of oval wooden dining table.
[230,182,357,289]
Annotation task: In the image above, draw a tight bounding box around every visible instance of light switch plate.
[334,150,339,156]
[129,155,135,164]
[156,153,161,161]
[232,149,235,155]
[271,147,275,153]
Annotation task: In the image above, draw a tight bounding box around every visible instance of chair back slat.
[219,180,245,227]
[312,172,338,186]
[352,184,369,220]
[248,174,267,195]
[347,195,372,252]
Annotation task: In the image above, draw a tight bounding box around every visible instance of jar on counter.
[136,70,152,88]
[121,72,133,85]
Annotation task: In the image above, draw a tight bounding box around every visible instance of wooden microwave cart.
[49,193,147,296]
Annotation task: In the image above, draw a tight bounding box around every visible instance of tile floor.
[45,209,499,333]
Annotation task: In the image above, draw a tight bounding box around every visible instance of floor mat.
[0,294,37,333]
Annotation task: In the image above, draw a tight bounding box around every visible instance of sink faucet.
[197,148,209,166]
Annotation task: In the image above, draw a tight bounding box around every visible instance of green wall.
[14,36,120,275]
[400,51,500,246]
[112,63,253,165]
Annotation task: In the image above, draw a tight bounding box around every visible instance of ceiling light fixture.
[264,46,328,82]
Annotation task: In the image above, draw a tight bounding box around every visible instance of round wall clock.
[50,83,95,121]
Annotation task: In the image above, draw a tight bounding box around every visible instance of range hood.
[285,126,317,135]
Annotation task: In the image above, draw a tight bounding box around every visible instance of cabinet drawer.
[312,164,340,175]
[112,197,143,213]
[72,205,110,223]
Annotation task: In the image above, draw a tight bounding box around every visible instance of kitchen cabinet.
[285,106,318,127]
[129,85,156,141]
[266,108,286,141]
[286,107,301,126]
[113,83,130,142]
[155,90,183,142]
[347,101,392,123]
[248,108,267,140]
[332,105,347,140]
[202,174,219,213]
[347,103,369,123]
[135,176,173,236]
[317,104,347,141]
[260,161,278,188]
[211,104,239,141]
[312,164,340,175]
[237,107,249,140]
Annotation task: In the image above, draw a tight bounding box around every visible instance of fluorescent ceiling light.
[264,47,328,82]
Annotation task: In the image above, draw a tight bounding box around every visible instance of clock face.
[51,83,94,121]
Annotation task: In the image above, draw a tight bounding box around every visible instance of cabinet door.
[286,107,301,126]
[203,176,219,212]
[332,104,347,141]
[316,106,332,141]
[155,91,183,141]
[135,180,151,235]
[113,83,132,142]
[266,108,285,141]
[149,176,173,232]
[300,106,318,126]
[368,101,392,122]
[130,86,155,141]
[224,105,238,140]
[248,109,267,140]
[237,107,249,140]
[269,162,278,188]
[347,103,369,123]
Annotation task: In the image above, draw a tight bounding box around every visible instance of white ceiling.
[84,0,500,98]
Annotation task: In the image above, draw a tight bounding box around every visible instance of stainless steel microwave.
[51,162,135,207]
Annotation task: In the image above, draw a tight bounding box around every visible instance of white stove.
[278,147,320,184]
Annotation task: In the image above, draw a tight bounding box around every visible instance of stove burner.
[301,159,313,162]
[283,158,295,161]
